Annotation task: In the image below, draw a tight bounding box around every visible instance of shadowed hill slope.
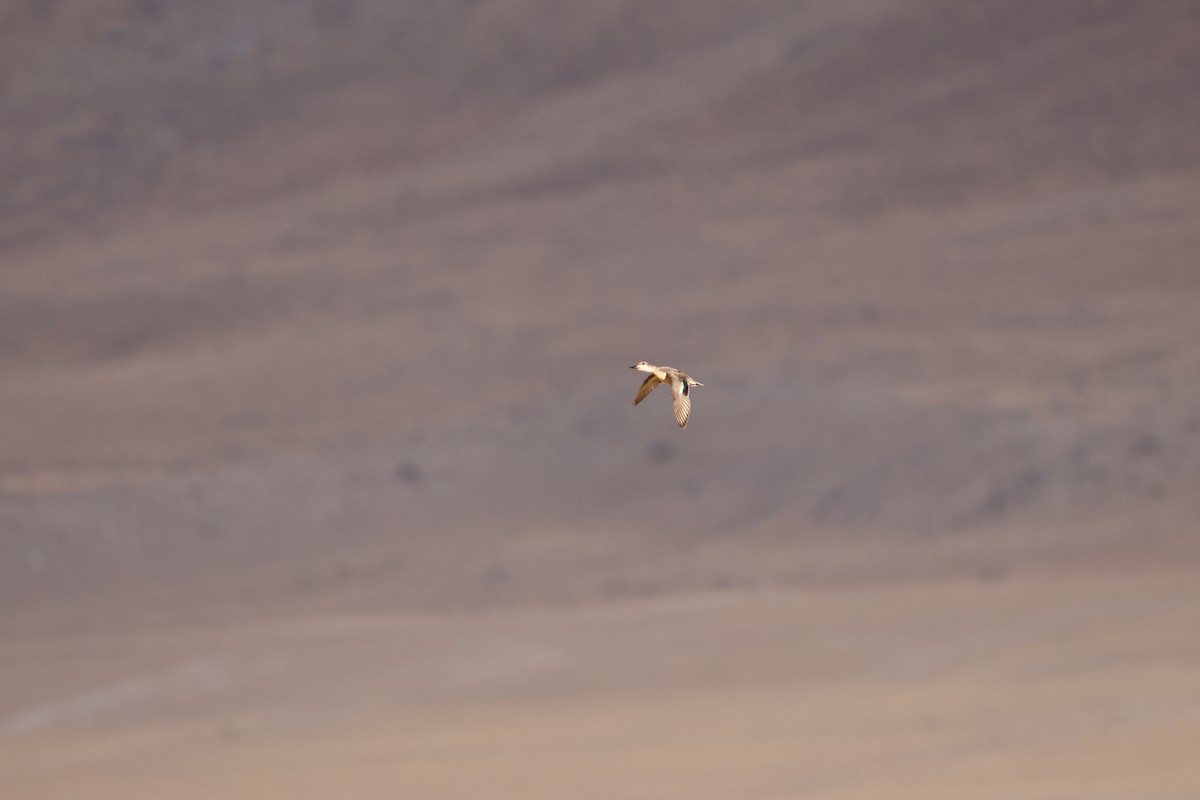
[2,0,1199,623]
[4,1,1197,241]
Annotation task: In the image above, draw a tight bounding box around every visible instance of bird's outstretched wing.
[634,375,663,405]
[671,380,691,428]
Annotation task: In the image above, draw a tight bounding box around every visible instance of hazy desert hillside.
[4,0,1199,623]
[3,3,1200,798]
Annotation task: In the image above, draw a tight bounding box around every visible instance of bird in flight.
[630,361,704,428]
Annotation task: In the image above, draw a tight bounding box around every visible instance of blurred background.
[2,1,1200,797]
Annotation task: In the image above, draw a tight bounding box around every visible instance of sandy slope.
[3,568,1200,799]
